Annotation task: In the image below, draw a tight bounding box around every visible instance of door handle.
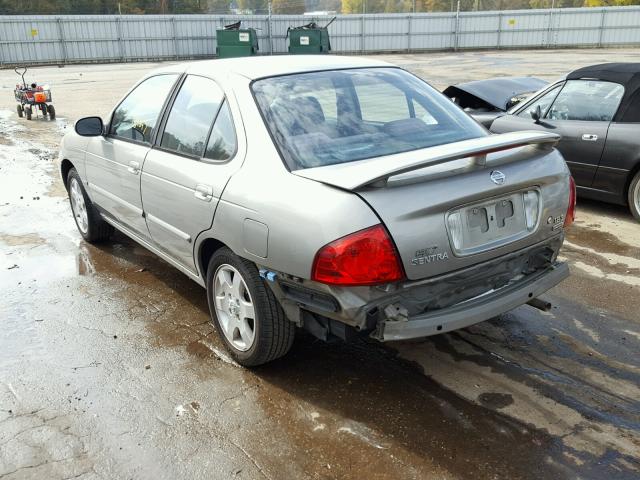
[194,184,213,202]
[581,134,598,142]
[127,160,140,174]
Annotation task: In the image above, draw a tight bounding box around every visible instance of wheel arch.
[60,159,75,190]
[625,159,640,211]
[197,237,229,280]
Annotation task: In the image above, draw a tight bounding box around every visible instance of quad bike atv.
[14,66,55,121]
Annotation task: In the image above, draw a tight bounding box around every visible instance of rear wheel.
[24,105,32,120]
[67,168,113,242]
[47,104,56,120]
[628,171,640,222]
[16,104,23,118]
[206,248,295,367]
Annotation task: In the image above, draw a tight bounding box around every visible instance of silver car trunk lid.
[294,132,570,281]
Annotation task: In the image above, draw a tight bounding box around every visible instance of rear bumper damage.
[374,261,569,341]
[265,235,568,342]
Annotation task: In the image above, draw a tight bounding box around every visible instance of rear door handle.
[127,160,140,174]
[194,184,213,202]
[582,134,598,142]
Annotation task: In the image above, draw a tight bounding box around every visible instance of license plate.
[447,192,529,255]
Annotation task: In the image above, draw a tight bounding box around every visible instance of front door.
[141,75,240,272]
[84,73,179,239]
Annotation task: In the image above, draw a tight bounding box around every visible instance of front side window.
[517,83,562,120]
[252,68,486,170]
[546,80,624,122]
[110,74,178,143]
[161,75,224,157]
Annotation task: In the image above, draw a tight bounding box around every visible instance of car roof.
[567,62,640,85]
[153,55,393,80]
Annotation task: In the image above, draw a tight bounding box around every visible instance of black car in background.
[490,63,640,221]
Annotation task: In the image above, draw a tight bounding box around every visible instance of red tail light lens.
[564,176,576,227]
[311,224,405,286]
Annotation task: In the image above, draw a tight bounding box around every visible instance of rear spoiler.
[292,131,560,190]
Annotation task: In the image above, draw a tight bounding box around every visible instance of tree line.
[0,0,637,15]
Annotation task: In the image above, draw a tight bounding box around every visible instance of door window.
[161,75,225,157]
[547,80,624,122]
[204,101,237,161]
[517,84,562,120]
[110,74,178,143]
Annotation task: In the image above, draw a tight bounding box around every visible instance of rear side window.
[161,75,224,157]
[252,68,486,170]
[110,74,178,143]
[204,101,237,161]
[546,80,624,122]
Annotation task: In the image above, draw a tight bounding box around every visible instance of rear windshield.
[251,67,486,170]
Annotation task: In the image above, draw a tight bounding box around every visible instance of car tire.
[66,168,113,243]
[17,104,23,118]
[206,248,295,367]
[48,104,56,120]
[24,105,32,120]
[629,170,640,222]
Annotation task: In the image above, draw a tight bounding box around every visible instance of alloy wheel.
[213,264,256,351]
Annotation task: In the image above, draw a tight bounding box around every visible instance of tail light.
[34,92,47,103]
[311,224,405,286]
[564,176,576,227]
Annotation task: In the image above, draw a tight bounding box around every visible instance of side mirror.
[75,116,104,137]
[530,105,542,124]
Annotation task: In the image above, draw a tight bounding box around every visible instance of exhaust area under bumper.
[375,262,569,342]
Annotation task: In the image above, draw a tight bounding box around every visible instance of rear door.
[141,75,240,273]
[85,74,179,239]
[492,80,624,187]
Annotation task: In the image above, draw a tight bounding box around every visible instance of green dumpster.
[216,22,259,58]
[287,19,334,54]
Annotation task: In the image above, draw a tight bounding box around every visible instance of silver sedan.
[60,56,573,366]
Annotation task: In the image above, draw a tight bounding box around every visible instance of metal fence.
[1,6,640,66]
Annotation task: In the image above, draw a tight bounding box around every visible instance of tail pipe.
[527,297,552,312]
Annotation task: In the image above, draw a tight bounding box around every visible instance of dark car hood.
[443,77,548,111]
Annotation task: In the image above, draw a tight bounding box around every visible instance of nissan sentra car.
[60,56,573,366]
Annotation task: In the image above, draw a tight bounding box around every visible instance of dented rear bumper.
[374,261,569,341]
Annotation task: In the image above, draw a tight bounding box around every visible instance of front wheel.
[67,168,113,242]
[628,171,640,222]
[206,248,295,367]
